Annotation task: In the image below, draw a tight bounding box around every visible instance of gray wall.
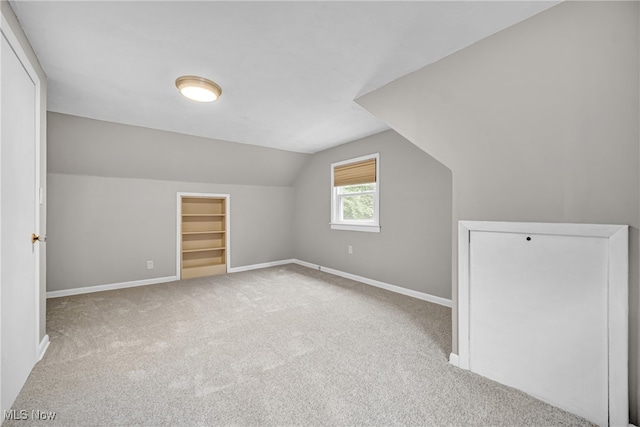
[2,0,48,342]
[48,115,452,299]
[48,112,308,186]
[293,130,452,299]
[357,1,639,422]
[47,174,294,291]
[47,113,307,292]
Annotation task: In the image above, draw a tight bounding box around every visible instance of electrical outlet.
[147,260,154,270]
[348,245,353,254]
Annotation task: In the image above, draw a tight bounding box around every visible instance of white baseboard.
[45,260,294,299]
[45,260,452,310]
[46,276,178,299]
[293,259,318,270]
[291,259,452,308]
[38,335,50,361]
[228,259,295,273]
[449,352,459,367]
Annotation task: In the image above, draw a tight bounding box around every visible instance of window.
[331,153,380,233]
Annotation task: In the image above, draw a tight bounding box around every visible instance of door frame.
[0,10,43,411]
[456,220,628,426]
[176,192,230,279]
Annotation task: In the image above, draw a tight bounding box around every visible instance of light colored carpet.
[6,264,591,426]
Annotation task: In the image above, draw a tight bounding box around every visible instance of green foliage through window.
[340,183,375,194]
[339,184,375,221]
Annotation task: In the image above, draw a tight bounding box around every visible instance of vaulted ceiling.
[11,1,558,153]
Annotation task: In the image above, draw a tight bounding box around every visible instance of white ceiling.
[10,1,558,153]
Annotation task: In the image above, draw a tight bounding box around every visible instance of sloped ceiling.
[11,1,558,153]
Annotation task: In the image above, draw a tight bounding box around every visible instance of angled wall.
[293,130,452,301]
[48,112,307,186]
[357,1,640,422]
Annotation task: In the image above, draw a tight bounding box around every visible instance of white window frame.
[330,153,380,233]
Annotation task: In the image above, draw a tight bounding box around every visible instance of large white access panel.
[457,221,628,427]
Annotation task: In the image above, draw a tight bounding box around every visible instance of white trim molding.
[457,220,628,427]
[292,259,452,307]
[228,259,295,273]
[45,259,296,299]
[449,353,459,367]
[42,259,451,310]
[330,153,381,233]
[293,259,318,270]
[38,335,49,361]
[329,223,381,233]
[46,276,178,299]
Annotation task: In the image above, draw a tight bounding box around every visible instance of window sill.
[330,223,381,233]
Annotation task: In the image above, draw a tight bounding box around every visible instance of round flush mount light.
[175,75,222,103]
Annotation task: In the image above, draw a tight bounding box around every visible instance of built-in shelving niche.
[179,196,228,279]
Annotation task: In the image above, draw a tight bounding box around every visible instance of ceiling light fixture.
[175,75,222,103]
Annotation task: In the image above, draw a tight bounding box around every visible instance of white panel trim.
[292,259,452,307]
[459,220,626,238]
[46,276,178,299]
[607,226,629,427]
[458,222,471,370]
[449,353,459,367]
[176,192,231,279]
[37,335,49,361]
[457,220,628,426]
[228,259,295,273]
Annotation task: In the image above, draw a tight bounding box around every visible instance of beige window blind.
[333,158,376,187]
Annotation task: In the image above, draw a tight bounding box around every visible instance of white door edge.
[0,9,43,412]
